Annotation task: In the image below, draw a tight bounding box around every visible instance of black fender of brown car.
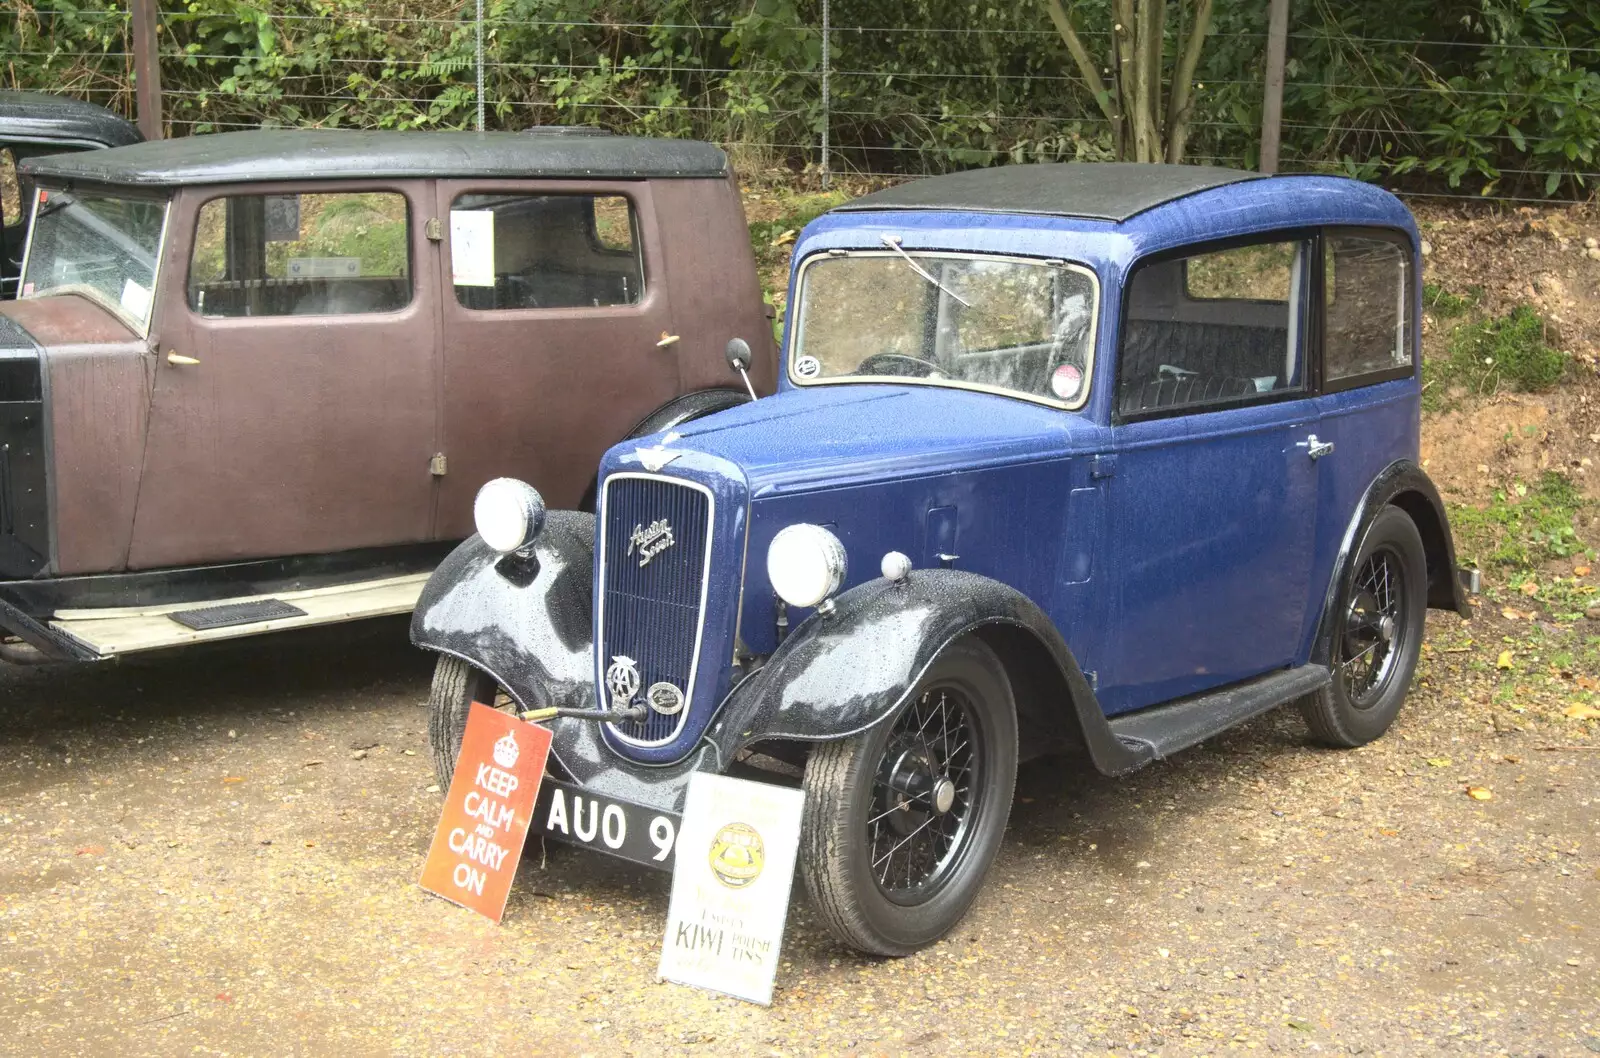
[701,570,1152,777]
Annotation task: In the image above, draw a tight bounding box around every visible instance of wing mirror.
[725,337,757,401]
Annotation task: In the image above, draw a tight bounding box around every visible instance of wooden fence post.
[130,0,163,140]
[1259,0,1288,174]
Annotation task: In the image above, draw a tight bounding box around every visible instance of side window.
[1324,233,1412,385]
[449,193,643,310]
[188,191,410,318]
[1,148,19,227]
[1119,240,1308,417]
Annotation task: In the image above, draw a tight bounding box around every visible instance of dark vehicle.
[414,163,1477,956]
[0,129,774,664]
[1,92,142,299]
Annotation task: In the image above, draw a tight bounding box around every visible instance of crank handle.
[520,704,647,724]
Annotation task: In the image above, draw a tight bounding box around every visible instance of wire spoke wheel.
[801,638,1017,956]
[1338,547,1406,708]
[867,686,981,904]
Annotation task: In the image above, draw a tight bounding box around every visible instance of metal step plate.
[168,598,308,631]
[48,572,431,658]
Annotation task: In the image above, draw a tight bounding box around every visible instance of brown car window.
[449,192,643,310]
[1324,233,1412,385]
[1119,240,1308,418]
[1,148,19,227]
[188,191,410,318]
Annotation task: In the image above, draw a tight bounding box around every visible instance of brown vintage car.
[0,129,774,663]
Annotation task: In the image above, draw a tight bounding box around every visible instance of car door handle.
[1296,434,1334,460]
[165,350,200,366]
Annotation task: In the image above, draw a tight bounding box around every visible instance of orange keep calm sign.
[420,702,552,922]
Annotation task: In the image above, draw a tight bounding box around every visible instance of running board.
[48,572,431,658]
[1105,664,1331,764]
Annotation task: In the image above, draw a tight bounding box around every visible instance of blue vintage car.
[412,163,1472,956]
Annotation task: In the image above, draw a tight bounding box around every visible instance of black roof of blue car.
[836,162,1266,222]
[20,128,730,186]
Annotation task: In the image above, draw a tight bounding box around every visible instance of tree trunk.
[1165,0,1214,163]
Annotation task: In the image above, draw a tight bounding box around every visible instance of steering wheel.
[857,353,946,379]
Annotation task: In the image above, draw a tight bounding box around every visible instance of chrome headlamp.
[473,478,547,554]
[767,523,847,609]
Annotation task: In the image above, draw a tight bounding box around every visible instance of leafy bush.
[1422,281,1480,318]
[3,0,1597,197]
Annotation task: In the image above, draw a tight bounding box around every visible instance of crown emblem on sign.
[492,731,519,769]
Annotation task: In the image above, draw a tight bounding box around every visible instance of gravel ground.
[2,610,1597,1057]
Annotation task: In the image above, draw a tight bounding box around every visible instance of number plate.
[532,778,680,872]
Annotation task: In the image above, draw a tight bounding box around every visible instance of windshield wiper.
[880,234,970,307]
[34,192,76,220]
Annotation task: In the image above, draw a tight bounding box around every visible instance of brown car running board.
[47,573,430,659]
[1104,664,1333,766]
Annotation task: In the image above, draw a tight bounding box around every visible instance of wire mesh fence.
[5,4,1597,205]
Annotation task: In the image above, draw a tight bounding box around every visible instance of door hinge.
[1090,454,1117,480]
[425,217,443,242]
[429,453,447,477]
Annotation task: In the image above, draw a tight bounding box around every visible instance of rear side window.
[449,193,643,310]
[188,191,411,318]
[1324,233,1413,386]
[1119,239,1308,418]
[1,148,19,227]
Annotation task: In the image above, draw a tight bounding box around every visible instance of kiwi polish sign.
[657,773,805,1005]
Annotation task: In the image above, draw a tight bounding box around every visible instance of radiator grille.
[597,474,712,745]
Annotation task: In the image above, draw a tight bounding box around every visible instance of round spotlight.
[767,523,847,609]
[473,478,547,554]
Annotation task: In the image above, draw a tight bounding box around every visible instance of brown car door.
[431,179,680,535]
[128,181,441,570]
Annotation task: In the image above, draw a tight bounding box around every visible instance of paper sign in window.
[450,210,496,287]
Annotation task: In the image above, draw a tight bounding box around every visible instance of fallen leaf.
[1573,565,1590,577]
[770,229,796,247]
[1378,828,1400,837]
[1466,786,1493,801]
[1497,651,1515,670]
[304,841,316,848]
[1426,757,1452,768]
[1577,676,1598,691]
[75,845,105,856]
[1520,581,1540,596]
[1286,1018,1315,1032]
[222,776,245,784]
[1564,704,1600,720]
[303,760,323,767]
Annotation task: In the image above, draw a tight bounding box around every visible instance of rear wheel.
[1301,506,1427,748]
[426,655,513,789]
[800,638,1017,956]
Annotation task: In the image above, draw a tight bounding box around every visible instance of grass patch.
[1422,281,1481,318]
[748,189,851,270]
[1422,303,1567,411]
[1451,472,1593,570]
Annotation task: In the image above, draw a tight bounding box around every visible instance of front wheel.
[1300,505,1428,748]
[800,637,1017,956]
[426,655,507,789]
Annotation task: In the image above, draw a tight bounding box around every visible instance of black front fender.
[704,570,1147,775]
[410,510,596,713]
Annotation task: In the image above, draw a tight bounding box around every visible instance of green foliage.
[1451,472,1592,571]
[1424,304,1566,409]
[2,0,1596,197]
[1422,281,1480,318]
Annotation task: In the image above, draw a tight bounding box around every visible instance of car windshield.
[21,186,167,329]
[791,251,1098,407]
